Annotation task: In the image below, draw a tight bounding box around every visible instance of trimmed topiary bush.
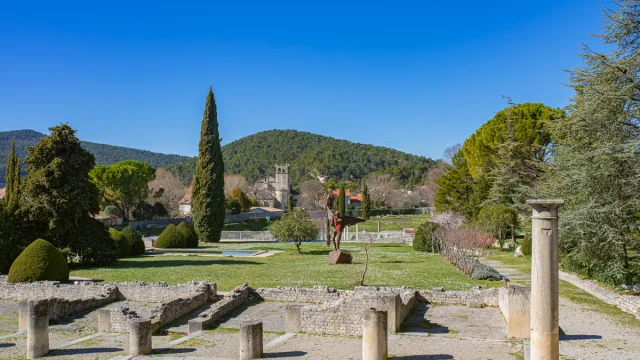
[155,224,186,249]
[121,226,146,255]
[8,239,69,283]
[109,228,130,258]
[177,222,198,248]
[413,221,440,252]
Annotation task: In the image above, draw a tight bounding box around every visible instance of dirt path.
[483,255,640,360]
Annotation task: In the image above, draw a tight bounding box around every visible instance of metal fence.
[218,230,414,243]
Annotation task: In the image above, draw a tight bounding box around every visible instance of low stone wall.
[189,284,251,334]
[0,276,119,320]
[0,277,217,331]
[417,287,499,307]
[298,288,417,336]
[560,271,640,320]
[255,286,343,303]
[114,281,216,302]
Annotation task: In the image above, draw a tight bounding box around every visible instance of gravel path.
[485,256,640,360]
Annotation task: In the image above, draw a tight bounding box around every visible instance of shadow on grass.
[71,258,263,271]
[0,343,15,348]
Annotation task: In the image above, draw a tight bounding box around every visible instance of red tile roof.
[179,186,192,203]
[350,195,362,202]
[332,189,352,197]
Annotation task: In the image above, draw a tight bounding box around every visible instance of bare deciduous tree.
[148,168,186,217]
[299,179,325,210]
[367,173,399,207]
[422,161,449,206]
[442,144,462,165]
[358,231,377,286]
[224,175,248,196]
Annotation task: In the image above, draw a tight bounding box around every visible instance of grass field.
[357,214,431,232]
[71,242,502,291]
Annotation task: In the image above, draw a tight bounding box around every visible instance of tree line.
[433,0,640,286]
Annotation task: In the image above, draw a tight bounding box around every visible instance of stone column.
[239,320,263,360]
[377,294,401,333]
[18,300,29,332]
[526,199,563,360]
[362,308,388,360]
[129,319,152,356]
[285,305,303,333]
[97,309,112,333]
[26,299,49,359]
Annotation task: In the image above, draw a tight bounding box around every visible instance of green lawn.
[356,214,432,232]
[71,242,502,291]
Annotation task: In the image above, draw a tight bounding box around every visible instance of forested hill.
[169,130,436,188]
[0,129,190,184]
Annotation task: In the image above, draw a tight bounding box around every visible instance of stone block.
[97,309,111,333]
[18,300,28,332]
[129,319,152,355]
[499,285,531,339]
[362,308,388,360]
[239,320,263,360]
[26,299,49,359]
[285,305,304,332]
[328,250,352,264]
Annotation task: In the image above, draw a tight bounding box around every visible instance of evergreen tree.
[361,181,371,220]
[434,150,476,220]
[20,124,115,265]
[487,100,540,215]
[543,0,640,285]
[337,185,346,216]
[191,87,226,242]
[4,138,21,212]
[287,193,294,212]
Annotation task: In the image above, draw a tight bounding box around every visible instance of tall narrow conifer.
[4,138,21,211]
[337,185,346,217]
[191,87,226,242]
[361,182,370,220]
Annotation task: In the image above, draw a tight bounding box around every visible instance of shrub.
[121,226,146,255]
[103,205,121,217]
[413,221,440,252]
[521,231,532,256]
[155,224,186,248]
[109,228,130,258]
[177,222,198,248]
[8,239,69,283]
[471,263,502,281]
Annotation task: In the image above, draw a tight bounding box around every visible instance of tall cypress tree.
[337,185,346,217]
[4,138,21,212]
[287,193,294,212]
[192,87,226,242]
[361,182,370,220]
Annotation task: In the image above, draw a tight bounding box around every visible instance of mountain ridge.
[0,129,436,187]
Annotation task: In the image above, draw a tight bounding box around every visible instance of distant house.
[93,211,123,226]
[331,189,362,208]
[179,186,192,216]
[0,187,5,199]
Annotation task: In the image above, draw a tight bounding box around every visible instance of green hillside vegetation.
[168,130,436,187]
[0,129,189,184]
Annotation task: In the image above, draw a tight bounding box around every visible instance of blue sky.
[0,0,611,160]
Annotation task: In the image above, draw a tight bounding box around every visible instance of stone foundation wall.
[114,281,216,302]
[417,287,499,307]
[189,284,251,334]
[0,276,119,320]
[255,286,343,303]
[299,289,417,336]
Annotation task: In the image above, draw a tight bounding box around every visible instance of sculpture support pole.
[526,199,563,360]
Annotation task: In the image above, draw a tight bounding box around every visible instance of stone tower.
[274,164,290,210]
